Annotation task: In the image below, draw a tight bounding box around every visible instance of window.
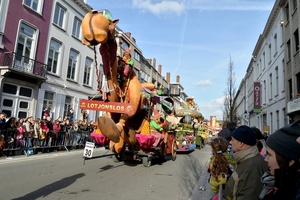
[288,79,292,100]
[263,52,265,69]
[120,39,129,50]
[286,3,290,22]
[293,0,297,11]
[83,57,92,85]
[275,67,279,95]
[274,34,277,54]
[43,91,54,111]
[67,49,78,80]
[282,60,285,87]
[294,29,299,52]
[99,64,103,88]
[133,68,139,79]
[72,17,81,39]
[47,39,61,74]
[269,73,272,99]
[287,40,291,60]
[20,87,32,97]
[268,44,271,63]
[0,0,8,49]
[270,112,273,133]
[23,0,43,14]
[276,110,279,131]
[53,4,65,28]
[297,72,300,94]
[134,50,141,62]
[16,22,37,64]
[64,96,73,118]
[2,83,33,118]
[259,59,262,72]
[3,83,17,95]
[263,80,266,104]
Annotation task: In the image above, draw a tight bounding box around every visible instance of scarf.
[259,171,275,199]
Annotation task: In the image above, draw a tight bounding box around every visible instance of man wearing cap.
[223,125,268,200]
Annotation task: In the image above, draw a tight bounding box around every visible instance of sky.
[87,0,275,120]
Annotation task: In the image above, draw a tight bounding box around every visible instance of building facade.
[0,1,186,122]
[236,0,300,133]
[0,0,52,119]
[281,0,300,122]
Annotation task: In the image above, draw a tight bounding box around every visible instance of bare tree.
[223,56,237,124]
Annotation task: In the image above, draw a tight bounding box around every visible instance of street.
[0,145,215,200]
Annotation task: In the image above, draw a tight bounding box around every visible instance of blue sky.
[87,0,275,120]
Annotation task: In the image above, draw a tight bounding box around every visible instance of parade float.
[196,121,210,149]
[80,10,178,167]
[175,97,203,152]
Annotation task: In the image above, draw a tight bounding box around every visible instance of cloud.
[132,0,186,16]
[131,0,273,17]
[193,80,213,86]
[198,96,225,119]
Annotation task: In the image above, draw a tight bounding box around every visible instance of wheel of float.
[142,156,152,167]
[112,154,123,162]
[171,139,177,161]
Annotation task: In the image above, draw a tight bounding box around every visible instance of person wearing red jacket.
[40,120,48,147]
[52,119,61,146]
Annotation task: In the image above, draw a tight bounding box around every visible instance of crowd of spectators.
[0,110,97,157]
[209,121,300,200]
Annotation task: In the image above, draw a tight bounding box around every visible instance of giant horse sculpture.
[81,10,156,153]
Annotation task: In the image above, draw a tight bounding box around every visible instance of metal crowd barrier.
[0,129,96,157]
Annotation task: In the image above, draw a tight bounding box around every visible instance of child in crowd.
[208,137,236,194]
[15,121,25,148]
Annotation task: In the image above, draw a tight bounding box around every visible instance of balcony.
[0,52,47,84]
[287,96,300,114]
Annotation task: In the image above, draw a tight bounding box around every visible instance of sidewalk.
[189,145,215,200]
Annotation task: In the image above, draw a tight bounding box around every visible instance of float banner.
[79,99,134,115]
[254,82,261,112]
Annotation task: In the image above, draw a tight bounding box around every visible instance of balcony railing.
[2,52,47,78]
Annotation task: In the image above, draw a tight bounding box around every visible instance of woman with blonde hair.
[33,118,42,147]
[208,137,236,194]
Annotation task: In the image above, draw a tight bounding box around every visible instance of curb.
[189,155,215,200]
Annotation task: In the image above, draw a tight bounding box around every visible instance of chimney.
[153,58,156,69]
[158,65,162,74]
[125,32,131,38]
[176,75,180,83]
[149,59,152,65]
[166,72,170,83]
[131,37,136,43]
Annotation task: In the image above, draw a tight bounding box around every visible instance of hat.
[227,122,237,131]
[123,48,131,57]
[152,109,162,120]
[231,125,256,146]
[266,120,300,161]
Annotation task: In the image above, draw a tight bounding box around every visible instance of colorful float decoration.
[80,10,177,167]
[175,97,202,152]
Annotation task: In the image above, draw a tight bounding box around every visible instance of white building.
[38,0,99,121]
[236,1,286,133]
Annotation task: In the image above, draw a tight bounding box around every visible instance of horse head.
[82,10,119,46]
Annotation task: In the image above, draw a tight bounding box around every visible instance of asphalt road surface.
[0,145,215,200]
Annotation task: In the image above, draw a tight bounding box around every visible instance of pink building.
[0,0,52,118]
